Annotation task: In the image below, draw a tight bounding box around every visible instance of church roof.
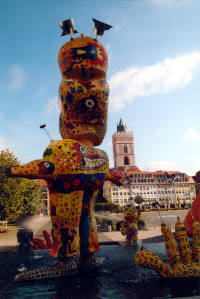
[117,118,127,132]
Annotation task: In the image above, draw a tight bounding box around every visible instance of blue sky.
[1,0,200,176]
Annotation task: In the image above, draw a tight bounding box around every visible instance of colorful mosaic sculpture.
[0,30,127,280]
[8,138,116,280]
[58,36,109,146]
[31,231,52,250]
[10,139,109,257]
[121,206,141,246]
[134,221,200,278]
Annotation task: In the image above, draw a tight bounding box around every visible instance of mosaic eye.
[80,147,85,153]
[85,98,95,108]
[44,162,50,168]
[67,79,73,83]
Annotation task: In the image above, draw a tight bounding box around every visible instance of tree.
[0,149,43,221]
[94,202,123,213]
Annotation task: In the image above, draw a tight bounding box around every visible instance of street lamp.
[154,176,179,210]
[164,176,180,208]
[124,168,144,207]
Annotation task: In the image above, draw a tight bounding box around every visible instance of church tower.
[112,119,138,171]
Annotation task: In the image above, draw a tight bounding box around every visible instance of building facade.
[104,120,196,209]
[104,170,195,209]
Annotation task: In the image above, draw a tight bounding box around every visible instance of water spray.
[152,201,165,224]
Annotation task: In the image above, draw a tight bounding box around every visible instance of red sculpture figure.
[121,206,141,246]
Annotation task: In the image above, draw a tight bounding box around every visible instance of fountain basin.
[1,244,200,298]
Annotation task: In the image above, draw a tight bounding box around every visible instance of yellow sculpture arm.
[0,159,50,180]
[9,159,47,179]
[134,250,172,278]
[134,222,200,278]
[1,138,109,182]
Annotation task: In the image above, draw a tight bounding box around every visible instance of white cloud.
[149,0,189,7]
[109,51,200,110]
[109,157,114,168]
[0,136,10,150]
[144,160,180,172]
[155,129,163,136]
[113,21,127,32]
[45,96,60,116]
[182,128,200,142]
[8,65,26,91]
[185,167,199,177]
[105,44,111,51]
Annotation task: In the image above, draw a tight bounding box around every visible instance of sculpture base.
[79,254,105,270]
[14,254,105,281]
[14,258,78,281]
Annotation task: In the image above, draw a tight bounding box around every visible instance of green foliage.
[95,214,120,231]
[95,202,123,213]
[0,149,43,221]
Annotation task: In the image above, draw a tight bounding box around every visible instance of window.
[124,145,128,153]
[124,156,130,165]
[112,187,118,191]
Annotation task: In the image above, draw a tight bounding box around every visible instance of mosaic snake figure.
[134,221,200,278]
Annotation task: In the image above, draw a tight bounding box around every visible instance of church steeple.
[117,118,127,132]
[112,119,139,171]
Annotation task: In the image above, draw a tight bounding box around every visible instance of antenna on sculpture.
[59,18,78,40]
[92,18,112,40]
[40,124,53,142]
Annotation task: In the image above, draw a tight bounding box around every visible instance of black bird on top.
[59,18,78,39]
[92,18,112,39]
